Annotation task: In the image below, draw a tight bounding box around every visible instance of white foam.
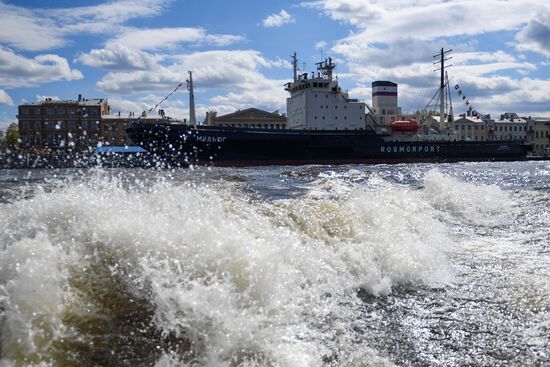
[0,169,456,365]
[421,169,516,225]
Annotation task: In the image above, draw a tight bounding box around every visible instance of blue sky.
[1,0,550,130]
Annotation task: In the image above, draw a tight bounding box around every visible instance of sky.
[1,0,550,130]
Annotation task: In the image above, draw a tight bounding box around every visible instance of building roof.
[20,98,106,107]
[216,108,286,122]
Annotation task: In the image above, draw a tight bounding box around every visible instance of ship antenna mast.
[292,52,298,82]
[315,57,335,81]
[187,70,196,125]
[433,48,452,132]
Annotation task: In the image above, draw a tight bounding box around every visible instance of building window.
[56,108,65,115]
[22,121,30,129]
[33,109,41,115]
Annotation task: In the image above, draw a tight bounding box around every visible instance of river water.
[0,162,549,366]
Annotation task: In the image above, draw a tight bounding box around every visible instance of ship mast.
[433,48,452,132]
[292,52,298,83]
[187,70,196,125]
[316,57,335,81]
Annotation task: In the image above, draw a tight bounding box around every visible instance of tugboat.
[126,52,531,166]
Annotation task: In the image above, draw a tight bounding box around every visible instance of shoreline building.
[204,108,287,129]
[494,112,527,141]
[17,95,110,150]
[527,117,550,155]
[17,96,174,151]
[453,114,490,141]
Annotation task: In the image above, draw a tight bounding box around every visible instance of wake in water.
[0,164,548,366]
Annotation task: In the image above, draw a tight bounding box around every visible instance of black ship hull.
[126,123,531,166]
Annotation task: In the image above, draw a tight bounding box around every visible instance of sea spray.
[3,166,540,365]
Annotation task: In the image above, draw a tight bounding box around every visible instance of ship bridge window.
[313,83,318,87]
[324,83,329,87]
[315,94,317,97]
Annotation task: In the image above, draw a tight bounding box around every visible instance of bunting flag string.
[454,84,479,117]
[135,82,186,121]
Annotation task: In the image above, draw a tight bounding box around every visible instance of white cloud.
[516,13,550,57]
[315,41,327,50]
[106,27,244,51]
[77,44,162,70]
[95,50,289,114]
[0,0,169,51]
[77,27,245,72]
[0,47,83,88]
[202,34,246,47]
[262,9,295,28]
[107,27,206,50]
[36,95,60,102]
[97,50,288,94]
[0,89,13,106]
[0,116,16,132]
[307,1,550,44]
[300,0,550,116]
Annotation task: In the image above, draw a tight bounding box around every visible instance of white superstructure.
[285,54,366,130]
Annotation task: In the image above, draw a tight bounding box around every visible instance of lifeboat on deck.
[390,118,420,133]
